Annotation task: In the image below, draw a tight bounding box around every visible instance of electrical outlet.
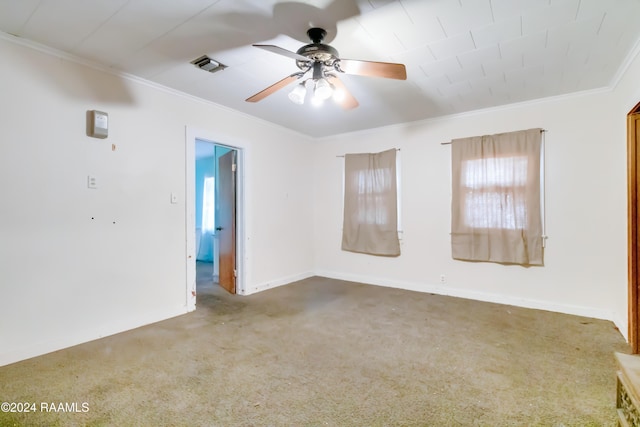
[440,274,446,283]
[87,175,97,189]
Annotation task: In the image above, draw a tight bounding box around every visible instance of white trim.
[540,132,547,247]
[396,150,403,239]
[610,34,640,90]
[2,30,637,142]
[314,87,612,142]
[185,129,197,311]
[614,312,629,343]
[0,306,187,367]
[315,270,622,329]
[244,271,315,295]
[185,126,249,300]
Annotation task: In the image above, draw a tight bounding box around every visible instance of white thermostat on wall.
[87,110,108,139]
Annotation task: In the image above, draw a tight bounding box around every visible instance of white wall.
[0,36,315,366]
[313,45,640,339]
[2,30,638,367]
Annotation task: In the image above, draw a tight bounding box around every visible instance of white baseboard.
[0,306,188,368]
[613,313,629,342]
[2,271,627,367]
[242,271,315,295]
[315,269,622,329]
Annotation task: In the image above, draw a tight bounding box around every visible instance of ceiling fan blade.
[253,44,309,62]
[246,75,300,103]
[338,59,407,80]
[327,75,358,110]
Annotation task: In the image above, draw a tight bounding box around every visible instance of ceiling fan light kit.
[246,27,407,110]
[288,82,307,104]
[313,78,333,100]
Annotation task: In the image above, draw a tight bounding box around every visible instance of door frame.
[185,126,247,311]
[629,101,640,352]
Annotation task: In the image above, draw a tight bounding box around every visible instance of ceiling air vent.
[191,55,227,74]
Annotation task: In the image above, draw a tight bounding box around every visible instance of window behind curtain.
[462,156,528,229]
[342,148,400,257]
[355,167,393,225]
[451,129,543,265]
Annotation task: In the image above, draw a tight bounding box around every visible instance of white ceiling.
[1,0,639,138]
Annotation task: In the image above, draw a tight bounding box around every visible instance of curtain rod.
[440,129,547,145]
[336,148,400,158]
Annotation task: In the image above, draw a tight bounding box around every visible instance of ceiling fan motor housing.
[296,43,338,62]
[294,27,339,69]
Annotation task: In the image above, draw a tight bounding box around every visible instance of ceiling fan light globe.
[310,96,324,107]
[314,78,333,100]
[288,83,307,105]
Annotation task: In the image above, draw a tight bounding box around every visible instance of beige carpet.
[0,273,630,426]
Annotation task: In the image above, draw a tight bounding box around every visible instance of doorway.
[194,141,234,292]
[628,101,640,353]
[186,128,244,312]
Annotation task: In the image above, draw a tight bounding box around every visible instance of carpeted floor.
[0,271,631,426]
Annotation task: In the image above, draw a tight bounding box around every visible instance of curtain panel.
[342,149,400,257]
[451,128,543,266]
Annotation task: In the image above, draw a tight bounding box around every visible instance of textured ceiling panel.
[20,0,130,52]
[0,0,638,138]
[471,17,521,49]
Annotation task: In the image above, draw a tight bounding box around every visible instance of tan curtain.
[342,149,400,257]
[451,128,543,265]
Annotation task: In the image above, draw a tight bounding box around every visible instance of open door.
[217,150,236,294]
[629,101,640,353]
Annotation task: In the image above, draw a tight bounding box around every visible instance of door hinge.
[233,269,237,277]
[232,163,237,172]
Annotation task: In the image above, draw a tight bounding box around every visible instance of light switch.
[170,193,178,204]
[87,175,98,189]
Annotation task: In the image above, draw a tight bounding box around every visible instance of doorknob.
[216,227,223,231]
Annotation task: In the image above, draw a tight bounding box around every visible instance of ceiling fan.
[245,27,407,109]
